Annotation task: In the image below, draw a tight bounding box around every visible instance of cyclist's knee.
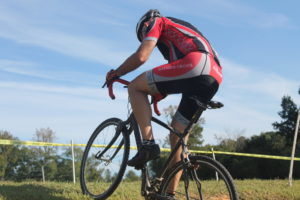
[127,82,136,96]
[170,119,186,134]
[128,78,142,96]
[169,120,180,144]
[128,72,152,95]
[170,119,189,148]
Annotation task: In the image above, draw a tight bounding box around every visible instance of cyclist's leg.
[167,88,218,194]
[127,72,161,168]
[128,72,154,140]
[166,82,220,194]
[167,119,189,194]
[167,94,201,194]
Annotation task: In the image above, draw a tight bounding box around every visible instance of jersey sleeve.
[143,17,163,42]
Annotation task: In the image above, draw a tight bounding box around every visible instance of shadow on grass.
[0,183,72,200]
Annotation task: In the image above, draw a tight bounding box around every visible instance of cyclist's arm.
[115,40,157,76]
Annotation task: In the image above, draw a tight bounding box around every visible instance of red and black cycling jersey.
[143,16,220,65]
[143,16,222,125]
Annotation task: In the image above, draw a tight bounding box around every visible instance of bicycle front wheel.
[160,155,238,200]
[80,118,130,200]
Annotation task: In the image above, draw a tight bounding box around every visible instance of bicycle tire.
[80,118,130,200]
[160,155,238,200]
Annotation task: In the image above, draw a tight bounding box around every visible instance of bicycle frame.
[102,78,223,199]
[123,104,206,198]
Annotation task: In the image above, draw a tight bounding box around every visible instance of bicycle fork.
[181,143,191,200]
[190,168,204,200]
[95,122,128,164]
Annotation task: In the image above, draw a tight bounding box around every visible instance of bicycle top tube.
[102,78,163,116]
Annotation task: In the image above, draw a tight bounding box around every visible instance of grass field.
[0,179,300,200]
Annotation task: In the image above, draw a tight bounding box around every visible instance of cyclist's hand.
[106,69,119,86]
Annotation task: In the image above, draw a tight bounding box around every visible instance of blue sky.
[0,0,299,145]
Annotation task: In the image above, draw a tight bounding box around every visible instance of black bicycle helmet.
[136,9,161,42]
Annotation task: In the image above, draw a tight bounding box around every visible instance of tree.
[55,146,83,181]
[32,128,58,181]
[188,121,204,149]
[0,131,19,180]
[6,146,37,181]
[34,128,57,156]
[212,131,292,179]
[0,131,44,181]
[272,95,299,144]
[124,170,140,181]
[84,156,104,182]
[240,131,289,179]
[214,129,247,152]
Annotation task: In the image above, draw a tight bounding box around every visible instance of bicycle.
[80,78,239,200]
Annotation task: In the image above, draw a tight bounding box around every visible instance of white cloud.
[234,74,299,100]
[0,59,101,85]
[0,3,132,66]
[222,58,300,102]
[0,22,126,66]
[0,80,130,143]
[0,59,54,79]
[221,58,252,81]
[132,0,295,29]
[0,80,129,101]
[198,0,293,29]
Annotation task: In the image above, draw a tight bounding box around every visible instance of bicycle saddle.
[189,95,224,109]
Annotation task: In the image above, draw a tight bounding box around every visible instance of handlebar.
[102,78,162,116]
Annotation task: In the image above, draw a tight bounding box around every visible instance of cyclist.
[106,9,222,198]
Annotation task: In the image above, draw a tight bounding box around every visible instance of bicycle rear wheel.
[160,155,238,200]
[80,118,130,200]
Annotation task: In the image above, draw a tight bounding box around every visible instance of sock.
[142,139,156,145]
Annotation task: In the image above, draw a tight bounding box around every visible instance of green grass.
[236,179,300,200]
[0,180,299,200]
